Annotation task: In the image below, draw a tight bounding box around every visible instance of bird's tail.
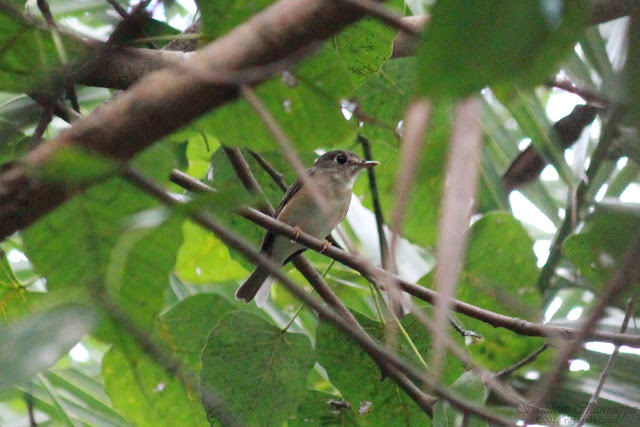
[235,267,271,304]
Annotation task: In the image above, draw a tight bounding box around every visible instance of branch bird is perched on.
[236,150,379,305]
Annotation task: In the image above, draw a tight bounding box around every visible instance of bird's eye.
[336,154,347,164]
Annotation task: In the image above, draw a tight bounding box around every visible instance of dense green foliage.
[1,1,639,426]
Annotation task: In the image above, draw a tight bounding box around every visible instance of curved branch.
[168,170,640,348]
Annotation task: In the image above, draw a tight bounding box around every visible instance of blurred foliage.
[0,1,640,426]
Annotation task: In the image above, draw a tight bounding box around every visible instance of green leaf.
[416,0,588,98]
[433,371,489,427]
[333,0,404,85]
[196,0,274,40]
[21,368,129,426]
[102,343,208,427]
[0,304,96,391]
[23,145,181,330]
[316,312,462,425]
[564,211,640,299]
[0,4,87,92]
[290,390,360,426]
[198,44,355,152]
[174,221,248,284]
[157,294,237,374]
[201,311,315,425]
[38,146,119,188]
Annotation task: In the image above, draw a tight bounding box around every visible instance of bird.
[235,150,379,305]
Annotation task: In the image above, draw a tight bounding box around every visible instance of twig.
[106,0,128,17]
[537,107,622,292]
[339,0,420,36]
[29,109,53,148]
[168,169,640,347]
[25,387,36,427]
[358,135,390,268]
[222,146,273,214]
[526,230,640,424]
[431,98,483,378]
[390,99,431,264]
[547,77,613,108]
[36,0,57,28]
[495,344,550,380]
[29,92,82,123]
[249,150,288,192]
[123,165,518,426]
[576,298,635,426]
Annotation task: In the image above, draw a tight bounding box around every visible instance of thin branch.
[249,150,288,191]
[29,109,53,149]
[167,170,640,347]
[495,344,550,380]
[29,92,82,123]
[537,107,622,292]
[358,135,390,268]
[222,145,274,214]
[577,298,635,427]
[36,0,57,28]
[124,165,518,426]
[339,0,420,36]
[547,77,613,108]
[431,98,483,378]
[106,0,128,17]
[526,230,640,424]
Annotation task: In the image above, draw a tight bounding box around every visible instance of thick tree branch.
[0,0,379,241]
[70,0,632,89]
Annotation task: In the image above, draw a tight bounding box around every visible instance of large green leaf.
[23,145,180,330]
[0,304,96,391]
[196,0,274,40]
[174,221,247,284]
[16,368,128,427]
[0,4,87,92]
[316,312,463,425]
[198,44,355,152]
[334,0,405,86]
[102,343,208,427]
[433,371,489,427]
[201,311,315,425]
[564,211,640,300]
[416,0,588,98]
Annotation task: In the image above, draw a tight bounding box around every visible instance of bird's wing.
[259,166,316,255]
[274,166,316,216]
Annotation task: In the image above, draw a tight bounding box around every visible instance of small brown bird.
[236,150,379,305]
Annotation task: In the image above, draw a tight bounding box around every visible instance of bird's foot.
[320,240,331,254]
[292,225,302,242]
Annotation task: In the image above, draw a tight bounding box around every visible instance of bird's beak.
[359,160,380,169]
